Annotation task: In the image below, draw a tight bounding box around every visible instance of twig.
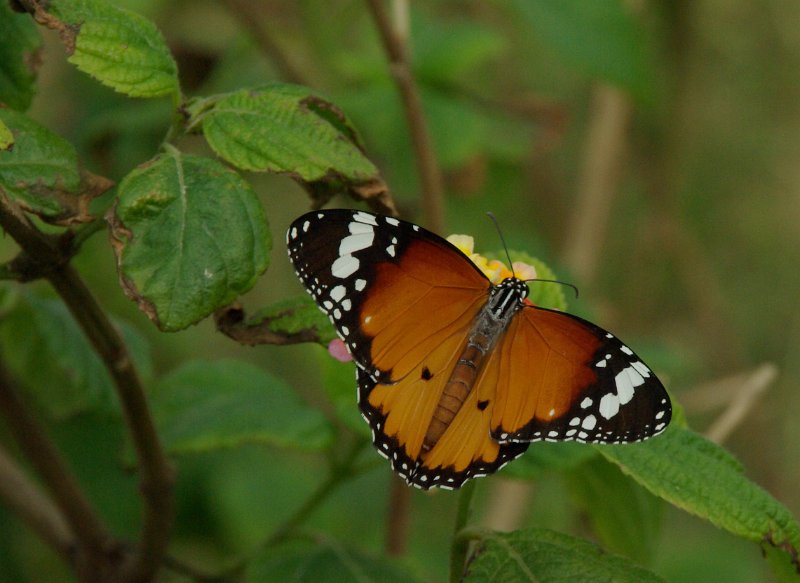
[0,195,175,583]
[222,0,307,85]
[480,478,534,532]
[0,357,115,580]
[365,0,445,232]
[562,84,632,285]
[214,304,323,346]
[385,476,410,556]
[702,364,778,444]
[0,442,75,562]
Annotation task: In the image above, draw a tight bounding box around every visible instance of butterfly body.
[287,210,671,489]
[425,277,528,451]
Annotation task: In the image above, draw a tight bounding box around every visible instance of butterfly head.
[488,277,529,321]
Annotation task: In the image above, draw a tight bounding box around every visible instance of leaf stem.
[365,0,445,232]
[449,480,477,583]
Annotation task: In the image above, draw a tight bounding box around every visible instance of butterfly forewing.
[287,209,672,490]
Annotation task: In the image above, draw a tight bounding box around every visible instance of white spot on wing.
[385,217,399,226]
[330,285,346,302]
[332,255,359,278]
[599,393,620,419]
[339,232,375,255]
[620,345,633,355]
[386,244,396,257]
[353,211,378,226]
[302,220,310,232]
[581,415,597,430]
[580,397,592,408]
[355,279,367,291]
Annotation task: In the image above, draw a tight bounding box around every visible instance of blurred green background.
[2,1,799,581]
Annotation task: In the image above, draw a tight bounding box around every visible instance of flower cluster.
[446,234,537,283]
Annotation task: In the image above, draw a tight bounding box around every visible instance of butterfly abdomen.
[423,278,528,450]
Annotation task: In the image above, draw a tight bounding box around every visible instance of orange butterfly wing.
[288,210,671,490]
[488,307,671,444]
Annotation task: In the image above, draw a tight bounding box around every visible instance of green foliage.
[568,457,664,564]
[47,0,179,98]
[110,150,271,331]
[0,1,40,110]
[0,290,152,418]
[509,0,655,101]
[463,527,665,582]
[253,295,337,344]
[0,2,798,583]
[0,119,13,150]
[0,108,83,221]
[192,85,378,181]
[598,425,800,569]
[246,538,424,583]
[150,360,333,454]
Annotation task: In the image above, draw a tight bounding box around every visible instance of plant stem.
[0,443,75,561]
[0,357,114,580]
[0,195,175,583]
[449,481,477,583]
[365,0,445,232]
[385,476,410,556]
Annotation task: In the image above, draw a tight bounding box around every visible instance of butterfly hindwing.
[490,308,671,444]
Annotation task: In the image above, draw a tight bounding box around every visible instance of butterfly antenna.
[485,212,516,277]
[524,278,580,299]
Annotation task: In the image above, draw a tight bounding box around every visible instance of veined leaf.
[195,85,378,182]
[110,150,271,331]
[598,425,800,574]
[464,527,664,582]
[45,0,178,98]
[151,360,333,454]
[0,108,107,224]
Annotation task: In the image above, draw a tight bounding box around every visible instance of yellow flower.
[446,234,475,256]
[447,234,537,284]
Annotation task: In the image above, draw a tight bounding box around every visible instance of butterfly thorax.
[422,278,529,450]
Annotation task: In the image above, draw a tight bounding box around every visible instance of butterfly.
[287,209,671,490]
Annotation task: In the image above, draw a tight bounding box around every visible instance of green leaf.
[253,295,336,344]
[413,16,507,85]
[246,538,424,583]
[196,85,379,182]
[598,426,800,573]
[463,528,664,582]
[502,441,598,481]
[0,290,152,418]
[0,1,42,110]
[0,119,13,150]
[110,150,271,331]
[46,0,178,98]
[511,0,655,101]
[322,357,368,437]
[568,457,664,564]
[151,360,333,454]
[0,108,106,223]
